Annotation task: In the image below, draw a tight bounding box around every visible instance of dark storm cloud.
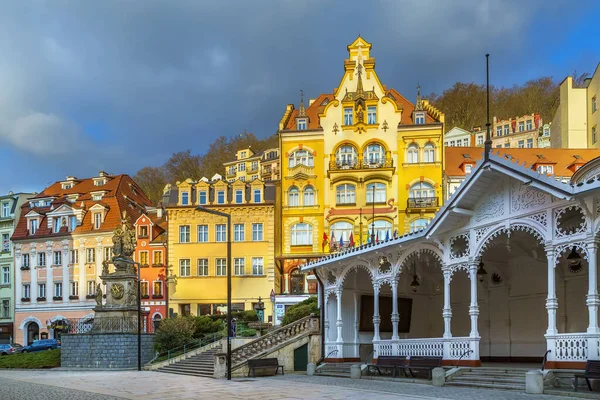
[0,0,596,192]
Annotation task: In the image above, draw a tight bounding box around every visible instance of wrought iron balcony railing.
[329,156,393,171]
[407,197,439,209]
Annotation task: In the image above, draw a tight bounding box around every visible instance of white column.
[443,270,452,338]
[353,292,360,358]
[391,278,399,340]
[62,245,69,304]
[373,282,381,341]
[15,246,22,306]
[545,246,558,335]
[324,293,330,344]
[284,274,289,294]
[469,263,480,338]
[335,287,344,358]
[30,248,37,304]
[586,240,600,334]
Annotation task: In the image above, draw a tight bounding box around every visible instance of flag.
[367,231,371,244]
[322,232,329,252]
[330,232,336,251]
[339,235,344,249]
[385,230,390,242]
[349,232,355,248]
[376,232,379,244]
[393,230,398,239]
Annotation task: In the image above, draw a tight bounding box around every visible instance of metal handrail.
[325,349,339,359]
[455,349,473,367]
[152,332,224,363]
[541,350,551,371]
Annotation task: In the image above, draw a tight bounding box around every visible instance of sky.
[1,0,599,194]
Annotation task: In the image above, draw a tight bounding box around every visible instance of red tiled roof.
[12,174,152,241]
[445,147,600,177]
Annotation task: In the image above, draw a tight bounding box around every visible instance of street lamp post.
[114,257,142,371]
[196,206,232,380]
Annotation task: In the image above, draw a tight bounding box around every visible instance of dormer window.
[181,191,189,205]
[1,203,9,218]
[139,226,148,238]
[526,120,532,130]
[235,190,244,204]
[199,191,207,205]
[53,218,61,233]
[537,165,553,174]
[217,191,225,204]
[62,183,72,190]
[414,112,425,125]
[69,216,77,232]
[240,151,247,158]
[92,194,103,201]
[94,179,106,186]
[297,118,307,130]
[253,189,261,203]
[30,219,38,235]
[465,164,473,173]
[93,213,102,229]
[518,121,525,132]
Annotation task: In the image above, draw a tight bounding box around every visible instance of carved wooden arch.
[554,241,589,266]
[337,262,375,289]
[473,220,547,260]
[394,243,444,276]
[446,263,470,282]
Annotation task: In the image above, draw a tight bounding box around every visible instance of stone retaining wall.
[61,333,154,369]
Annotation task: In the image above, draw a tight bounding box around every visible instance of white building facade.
[305,152,600,369]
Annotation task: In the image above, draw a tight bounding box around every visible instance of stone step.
[176,362,214,368]
[159,366,214,375]
[315,371,351,378]
[458,372,525,379]
[157,369,213,378]
[450,376,525,385]
[446,381,526,391]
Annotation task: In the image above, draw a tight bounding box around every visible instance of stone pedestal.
[92,271,139,333]
[432,367,445,386]
[306,362,316,376]
[350,364,362,379]
[526,370,544,394]
[214,353,227,379]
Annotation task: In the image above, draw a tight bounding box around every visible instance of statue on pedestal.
[95,284,103,308]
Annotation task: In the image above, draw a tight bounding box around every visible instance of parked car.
[11,343,24,353]
[0,344,21,356]
[22,339,60,353]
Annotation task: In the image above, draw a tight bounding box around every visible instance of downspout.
[314,270,325,364]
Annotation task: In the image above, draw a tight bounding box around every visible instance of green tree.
[281,296,319,326]
[153,316,196,353]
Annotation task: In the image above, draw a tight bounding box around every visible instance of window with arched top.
[289,268,306,294]
[330,221,354,243]
[288,150,314,168]
[409,182,435,198]
[291,223,313,245]
[423,143,435,163]
[363,143,385,166]
[288,187,299,207]
[407,144,419,164]
[152,314,162,333]
[303,186,315,206]
[366,183,386,204]
[409,218,430,232]
[369,220,392,241]
[336,145,358,168]
[336,184,356,205]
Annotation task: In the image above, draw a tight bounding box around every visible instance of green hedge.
[0,349,61,369]
[281,296,319,326]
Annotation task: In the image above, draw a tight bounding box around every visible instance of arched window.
[410,218,430,232]
[363,143,385,166]
[423,143,435,163]
[336,184,356,205]
[407,144,419,164]
[336,145,358,168]
[366,183,386,204]
[330,221,354,243]
[409,182,435,199]
[291,223,313,245]
[288,186,299,207]
[289,268,305,294]
[303,186,315,206]
[369,220,392,242]
[288,150,314,168]
[152,314,162,333]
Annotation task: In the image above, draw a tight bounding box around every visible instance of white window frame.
[54,282,62,298]
[234,224,245,242]
[364,143,385,165]
[179,225,190,243]
[235,190,244,204]
[303,186,315,206]
[366,183,386,204]
[197,225,208,242]
[216,258,227,276]
[87,280,96,296]
[199,191,207,205]
[69,216,77,231]
[336,184,356,205]
[423,143,435,163]
[94,213,102,229]
[526,138,533,148]
[70,250,78,264]
[152,250,163,265]
[23,284,31,299]
[407,144,419,164]
[291,223,313,246]
[139,251,149,266]
[252,257,264,276]
[217,191,225,204]
[297,119,307,130]
[253,189,261,203]
[53,251,62,266]
[38,283,46,298]
[197,259,208,276]
[344,107,353,125]
[409,182,435,199]
[526,120,533,130]
[38,252,46,267]
[1,203,9,218]
[86,248,95,264]
[234,258,245,276]
[504,125,510,135]
[288,150,314,168]
[216,224,227,242]
[288,187,299,207]
[179,259,191,277]
[252,223,263,241]
[367,106,377,124]
[30,219,38,235]
[1,266,9,285]
[70,281,78,297]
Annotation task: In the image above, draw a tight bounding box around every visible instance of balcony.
[261,167,272,177]
[407,197,439,210]
[287,164,316,180]
[329,157,393,171]
[248,165,259,174]
[226,169,236,178]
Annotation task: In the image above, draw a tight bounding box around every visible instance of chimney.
[156,208,163,218]
[66,176,77,181]
[98,171,109,177]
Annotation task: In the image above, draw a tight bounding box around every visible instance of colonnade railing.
[546,332,600,362]
[373,337,479,360]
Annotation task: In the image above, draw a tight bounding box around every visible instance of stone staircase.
[156,345,221,378]
[446,367,527,391]
[315,362,357,378]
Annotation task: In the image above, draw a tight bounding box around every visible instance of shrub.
[193,316,223,338]
[154,316,196,353]
[281,296,319,326]
[240,328,257,337]
[208,310,258,322]
[0,349,60,369]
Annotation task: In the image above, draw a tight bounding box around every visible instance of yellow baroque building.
[164,176,277,321]
[276,36,445,295]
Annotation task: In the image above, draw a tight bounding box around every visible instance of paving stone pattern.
[61,333,155,369]
[0,370,584,400]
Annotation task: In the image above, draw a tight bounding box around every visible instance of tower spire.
[415,82,423,110]
[299,89,306,117]
[355,49,364,96]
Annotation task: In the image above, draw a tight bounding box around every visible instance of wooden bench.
[574,360,600,392]
[367,356,407,377]
[247,358,284,378]
[397,356,443,380]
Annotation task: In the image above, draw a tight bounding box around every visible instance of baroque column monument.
[92,212,140,333]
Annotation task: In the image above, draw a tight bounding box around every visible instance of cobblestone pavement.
[0,369,583,400]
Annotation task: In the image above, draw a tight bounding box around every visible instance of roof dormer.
[93,171,111,187]
[90,191,107,201]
